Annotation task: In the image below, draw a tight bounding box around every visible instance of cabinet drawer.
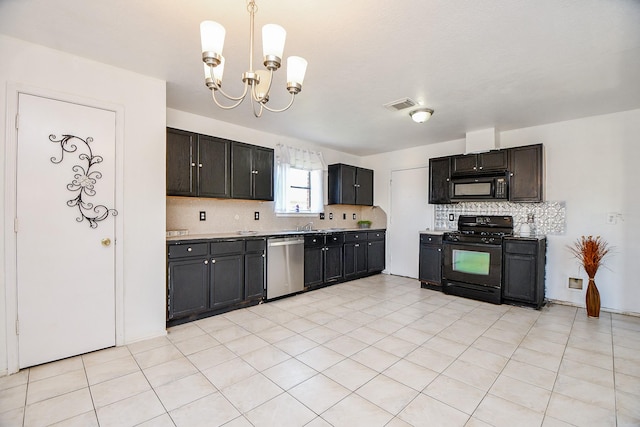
[304,234,324,246]
[326,233,344,245]
[245,238,266,253]
[344,232,365,243]
[420,234,443,245]
[504,241,537,255]
[367,231,385,241]
[211,240,244,255]
[168,243,208,259]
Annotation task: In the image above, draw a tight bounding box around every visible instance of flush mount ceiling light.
[409,108,434,123]
[200,0,308,117]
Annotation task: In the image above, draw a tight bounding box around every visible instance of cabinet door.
[328,164,356,205]
[428,157,451,204]
[356,168,374,206]
[367,239,385,273]
[509,144,543,202]
[343,243,357,279]
[419,244,442,285]
[324,245,343,283]
[245,252,265,301]
[451,154,478,174]
[253,147,274,201]
[210,254,244,310]
[166,128,196,196]
[304,246,324,287]
[167,258,208,319]
[231,142,253,199]
[198,135,230,198]
[503,253,536,302]
[478,150,508,172]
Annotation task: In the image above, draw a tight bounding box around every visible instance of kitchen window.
[275,145,325,214]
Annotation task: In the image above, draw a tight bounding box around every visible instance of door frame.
[387,166,433,278]
[4,83,125,374]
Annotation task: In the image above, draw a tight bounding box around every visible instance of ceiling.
[2,0,640,156]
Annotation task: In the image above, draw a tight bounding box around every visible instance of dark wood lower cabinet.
[502,237,546,309]
[344,242,367,279]
[304,233,345,288]
[167,238,265,325]
[168,231,385,326]
[167,258,208,319]
[209,254,244,310]
[419,233,443,290]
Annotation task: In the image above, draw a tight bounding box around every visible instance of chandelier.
[200,0,308,117]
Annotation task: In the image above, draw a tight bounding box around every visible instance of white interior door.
[388,167,432,278]
[16,93,117,368]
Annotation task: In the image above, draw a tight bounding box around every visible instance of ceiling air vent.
[383,98,417,111]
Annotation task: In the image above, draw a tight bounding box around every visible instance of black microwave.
[450,174,508,201]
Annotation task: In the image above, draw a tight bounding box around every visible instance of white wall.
[363,110,640,315]
[0,35,167,374]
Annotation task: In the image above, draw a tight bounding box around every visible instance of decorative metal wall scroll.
[49,134,118,228]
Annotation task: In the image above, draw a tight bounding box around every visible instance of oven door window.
[452,249,490,275]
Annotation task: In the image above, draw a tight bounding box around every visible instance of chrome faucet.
[298,222,314,231]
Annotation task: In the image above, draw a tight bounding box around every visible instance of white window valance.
[275,144,326,171]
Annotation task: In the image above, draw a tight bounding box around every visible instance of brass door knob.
[101,238,111,247]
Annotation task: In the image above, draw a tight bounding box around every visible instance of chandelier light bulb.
[287,56,308,86]
[200,21,225,56]
[262,24,286,60]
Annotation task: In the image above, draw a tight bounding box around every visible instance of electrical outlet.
[254,211,259,220]
[606,212,617,225]
[329,213,333,220]
[449,214,455,221]
[199,211,206,221]
[353,213,356,220]
[320,213,325,220]
[343,213,347,220]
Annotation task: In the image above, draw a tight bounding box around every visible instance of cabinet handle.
[438,248,441,252]
[252,170,259,175]
[187,247,192,252]
[510,172,514,177]
[204,260,208,264]
[355,244,359,247]
[479,166,483,170]
[262,254,265,258]
[473,166,477,170]
[211,259,216,264]
[191,162,196,167]
[199,163,203,168]
[369,243,372,246]
[355,236,359,239]
[446,178,450,182]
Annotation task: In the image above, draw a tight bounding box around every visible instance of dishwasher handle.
[268,238,304,247]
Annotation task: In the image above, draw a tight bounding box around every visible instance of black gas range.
[442,215,514,304]
[443,215,514,245]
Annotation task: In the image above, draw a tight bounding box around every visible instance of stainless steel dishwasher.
[267,236,305,299]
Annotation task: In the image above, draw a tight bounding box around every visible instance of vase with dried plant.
[568,235,611,318]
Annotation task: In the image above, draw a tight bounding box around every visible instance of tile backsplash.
[167,197,388,235]
[434,201,566,236]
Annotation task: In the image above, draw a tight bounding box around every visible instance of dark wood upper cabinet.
[198,135,230,198]
[231,142,274,201]
[166,128,197,196]
[452,150,508,175]
[428,143,543,204]
[428,157,451,204]
[167,127,273,201]
[509,144,543,202]
[328,163,374,206]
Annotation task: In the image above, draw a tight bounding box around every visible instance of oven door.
[442,241,502,288]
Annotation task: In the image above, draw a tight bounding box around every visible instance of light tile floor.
[1,274,639,426]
